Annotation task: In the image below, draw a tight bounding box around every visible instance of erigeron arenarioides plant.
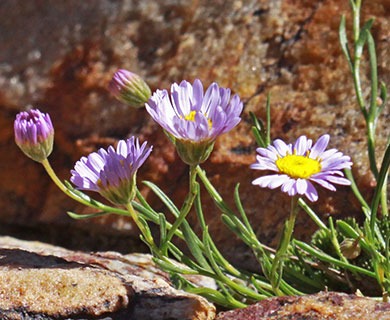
[13,0,389,308]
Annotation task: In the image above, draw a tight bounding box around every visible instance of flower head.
[14,109,54,162]
[70,137,152,205]
[145,79,243,165]
[250,134,352,202]
[108,69,151,108]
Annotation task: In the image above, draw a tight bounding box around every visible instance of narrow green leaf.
[298,198,328,231]
[143,181,180,217]
[294,240,376,278]
[194,184,207,229]
[234,184,254,233]
[187,287,247,309]
[367,32,378,121]
[343,169,370,213]
[339,15,353,70]
[153,257,199,275]
[370,143,390,226]
[159,212,167,245]
[355,19,374,58]
[181,222,211,270]
[250,111,265,134]
[193,188,241,276]
[250,276,273,296]
[137,215,153,241]
[221,214,253,245]
[202,227,267,301]
[252,126,266,148]
[165,242,209,274]
[67,211,109,220]
[135,188,154,211]
[377,82,388,116]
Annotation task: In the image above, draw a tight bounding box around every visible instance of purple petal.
[304,181,318,202]
[310,134,329,159]
[323,175,352,186]
[310,176,337,191]
[202,82,220,116]
[219,87,231,109]
[192,79,204,110]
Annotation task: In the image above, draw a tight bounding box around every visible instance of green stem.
[298,198,328,231]
[370,144,390,238]
[161,165,198,254]
[379,140,390,218]
[367,122,379,179]
[352,0,361,44]
[350,1,379,179]
[352,57,367,115]
[41,159,92,207]
[196,166,231,214]
[328,218,349,266]
[344,168,370,213]
[381,173,389,217]
[125,202,160,257]
[270,196,299,295]
[350,0,366,117]
[42,158,149,219]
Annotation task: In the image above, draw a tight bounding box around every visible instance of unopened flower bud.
[376,96,383,106]
[14,109,54,162]
[108,69,151,108]
[340,238,361,260]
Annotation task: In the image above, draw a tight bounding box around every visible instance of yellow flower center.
[184,111,212,128]
[184,110,197,121]
[275,154,321,179]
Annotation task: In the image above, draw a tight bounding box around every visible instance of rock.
[0,268,131,319]
[0,236,216,320]
[0,0,389,270]
[216,291,390,320]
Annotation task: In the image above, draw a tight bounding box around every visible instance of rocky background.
[0,0,389,270]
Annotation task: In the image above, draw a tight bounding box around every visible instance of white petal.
[252,174,287,189]
[296,178,308,194]
[281,178,296,194]
[294,136,308,155]
[273,139,289,156]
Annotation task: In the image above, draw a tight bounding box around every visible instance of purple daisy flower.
[14,109,54,162]
[250,134,352,202]
[146,79,243,142]
[145,79,243,165]
[70,137,152,205]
